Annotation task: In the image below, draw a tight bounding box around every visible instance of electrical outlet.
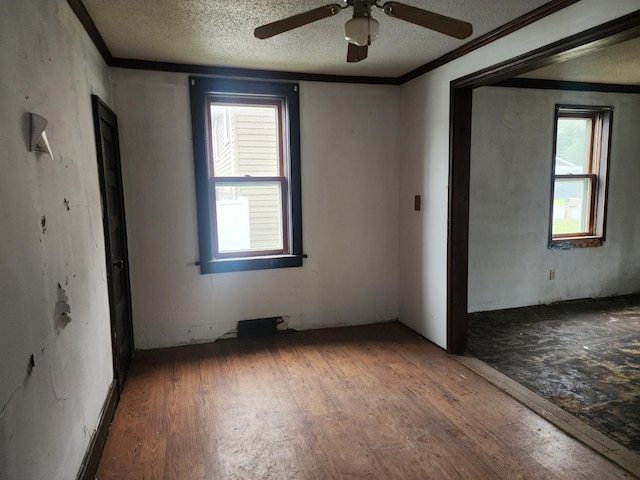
[549,269,555,280]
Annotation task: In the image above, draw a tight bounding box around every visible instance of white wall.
[0,0,114,479]
[468,87,640,312]
[110,70,400,349]
[398,0,640,349]
[1,0,636,476]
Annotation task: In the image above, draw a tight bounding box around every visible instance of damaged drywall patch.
[63,198,70,211]
[55,283,71,328]
[277,317,291,331]
[40,216,47,234]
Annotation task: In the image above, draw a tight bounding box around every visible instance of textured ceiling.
[518,36,640,85]
[82,0,553,78]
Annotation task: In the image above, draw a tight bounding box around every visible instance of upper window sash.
[557,112,595,174]
[206,96,285,179]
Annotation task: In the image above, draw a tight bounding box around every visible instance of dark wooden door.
[92,95,134,391]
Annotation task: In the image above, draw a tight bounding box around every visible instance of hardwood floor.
[96,322,636,479]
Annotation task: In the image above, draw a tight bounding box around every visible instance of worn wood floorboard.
[96,322,636,479]
[456,355,640,478]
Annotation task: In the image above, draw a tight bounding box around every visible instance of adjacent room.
[1,0,639,479]
[466,37,640,455]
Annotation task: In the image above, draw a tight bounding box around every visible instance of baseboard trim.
[76,379,119,480]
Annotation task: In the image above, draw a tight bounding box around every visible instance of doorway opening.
[447,11,640,469]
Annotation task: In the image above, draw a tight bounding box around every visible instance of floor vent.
[237,317,280,339]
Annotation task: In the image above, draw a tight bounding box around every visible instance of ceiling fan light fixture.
[344,16,379,47]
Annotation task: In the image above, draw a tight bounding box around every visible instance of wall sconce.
[30,113,54,160]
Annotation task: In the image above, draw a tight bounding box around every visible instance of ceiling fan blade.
[254,4,343,39]
[347,42,368,63]
[381,2,472,39]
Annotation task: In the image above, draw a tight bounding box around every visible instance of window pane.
[214,182,284,253]
[555,117,592,174]
[552,178,592,236]
[210,104,280,177]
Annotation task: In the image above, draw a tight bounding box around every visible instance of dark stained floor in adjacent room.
[96,321,635,479]
[467,294,640,456]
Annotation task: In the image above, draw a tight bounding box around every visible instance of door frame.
[447,12,640,354]
[91,95,135,390]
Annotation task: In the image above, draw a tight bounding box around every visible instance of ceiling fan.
[254,0,473,63]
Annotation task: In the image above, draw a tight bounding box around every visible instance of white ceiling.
[82,0,552,78]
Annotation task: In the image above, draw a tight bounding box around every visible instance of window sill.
[198,254,305,274]
[548,236,603,250]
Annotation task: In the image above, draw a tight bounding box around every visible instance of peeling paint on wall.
[55,283,72,329]
[1,0,124,478]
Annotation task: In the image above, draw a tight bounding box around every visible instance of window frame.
[548,105,613,249]
[190,77,303,273]
[207,96,288,259]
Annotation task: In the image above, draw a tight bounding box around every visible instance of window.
[190,77,303,273]
[549,105,612,248]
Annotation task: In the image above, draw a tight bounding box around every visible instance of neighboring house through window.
[190,77,303,273]
[549,105,613,248]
